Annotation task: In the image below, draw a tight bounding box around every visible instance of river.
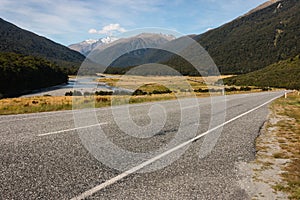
[22,76,130,97]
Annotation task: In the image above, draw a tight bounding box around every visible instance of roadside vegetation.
[254,92,300,199]
[271,92,300,199]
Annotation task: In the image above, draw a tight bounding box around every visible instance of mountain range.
[68,36,118,56]
[83,0,299,76]
[1,0,300,97]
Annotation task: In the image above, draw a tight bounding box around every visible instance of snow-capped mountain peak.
[68,37,119,56]
[100,36,118,44]
[84,39,98,44]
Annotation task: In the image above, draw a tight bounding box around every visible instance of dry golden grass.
[269,92,300,199]
[0,75,267,115]
[0,93,180,115]
[99,75,231,87]
[0,96,73,115]
[99,75,240,92]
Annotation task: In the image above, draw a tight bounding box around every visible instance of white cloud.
[88,29,98,34]
[89,24,126,36]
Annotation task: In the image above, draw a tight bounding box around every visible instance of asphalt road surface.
[0,91,285,199]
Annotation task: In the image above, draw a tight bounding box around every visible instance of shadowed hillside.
[0,18,85,74]
[0,52,68,97]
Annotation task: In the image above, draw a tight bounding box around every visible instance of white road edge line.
[38,122,108,137]
[70,94,284,200]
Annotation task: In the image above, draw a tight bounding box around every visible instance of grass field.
[270,92,300,199]
[0,75,272,115]
[0,94,181,115]
[99,75,231,91]
[254,92,300,199]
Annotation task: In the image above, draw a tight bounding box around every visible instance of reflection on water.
[65,76,131,92]
[22,76,132,97]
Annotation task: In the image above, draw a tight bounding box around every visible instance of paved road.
[0,91,285,199]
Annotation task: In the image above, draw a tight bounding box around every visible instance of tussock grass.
[0,93,179,115]
[269,92,300,199]
[0,96,73,115]
[99,75,229,91]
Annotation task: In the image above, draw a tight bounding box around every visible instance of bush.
[96,97,109,102]
[132,89,147,95]
[65,91,73,96]
[95,91,113,96]
[65,90,82,96]
[240,86,251,91]
[225,87,238,92]
[261,87,272,91]
[32,100,39,104]
[194,88,209,93]
[152,89,172,94]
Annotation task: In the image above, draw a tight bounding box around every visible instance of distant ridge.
[88,33,175,68]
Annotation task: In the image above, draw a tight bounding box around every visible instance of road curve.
[0,91,285,199]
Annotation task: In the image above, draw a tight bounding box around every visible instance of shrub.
[95,91,113,96]
[225,87,238,92]
[32,100,39,104]
[96,97,109,102]
[132,89,147,95]
[240,86,251,91]
[65,91,73,96]
[152,89,172,94]
[261,87,272,91]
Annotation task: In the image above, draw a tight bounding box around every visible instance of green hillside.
[0,18,85,74]
[165,0,300,75]
[223,54,300,89]
[0,52,68,97]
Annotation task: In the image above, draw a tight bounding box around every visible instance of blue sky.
[0,0,267,45]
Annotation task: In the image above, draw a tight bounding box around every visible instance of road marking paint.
[38,122,108,137]
[70,94,284,200]
[0,109,93,123]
